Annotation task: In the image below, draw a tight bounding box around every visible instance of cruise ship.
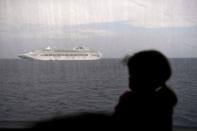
[18,46,102,60]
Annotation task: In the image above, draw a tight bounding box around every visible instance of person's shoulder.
[158,86,178,106]
[118,90,138,104]
[120,91,133,100]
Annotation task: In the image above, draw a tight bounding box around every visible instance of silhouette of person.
[113,50,178,131]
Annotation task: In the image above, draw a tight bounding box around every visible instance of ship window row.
[41,54,89,56]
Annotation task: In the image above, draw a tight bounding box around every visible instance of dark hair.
[127,50,171,90]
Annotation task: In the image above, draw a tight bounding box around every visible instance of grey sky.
[0,0,197,58]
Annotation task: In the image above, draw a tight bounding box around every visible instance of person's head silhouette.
[127,50,171,93]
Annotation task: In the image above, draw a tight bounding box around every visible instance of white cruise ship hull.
[23,56,100,60]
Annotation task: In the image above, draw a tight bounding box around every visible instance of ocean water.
[0,59,196,127]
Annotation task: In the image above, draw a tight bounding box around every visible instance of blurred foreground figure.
[113,50,178,131]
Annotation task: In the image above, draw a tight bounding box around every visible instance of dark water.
[0,59,196,127]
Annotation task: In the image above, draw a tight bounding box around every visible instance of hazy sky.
[0,0,197,58]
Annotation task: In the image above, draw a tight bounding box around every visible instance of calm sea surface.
[0,59,196,127]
